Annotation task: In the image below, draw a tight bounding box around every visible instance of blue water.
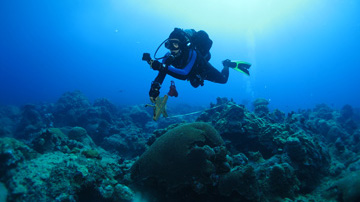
[1,0,359,112]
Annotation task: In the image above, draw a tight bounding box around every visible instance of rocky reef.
[0,92,359,202]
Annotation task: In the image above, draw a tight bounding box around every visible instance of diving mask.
[165,39,181,50]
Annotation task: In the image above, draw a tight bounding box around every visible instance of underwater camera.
[142,53,151,62]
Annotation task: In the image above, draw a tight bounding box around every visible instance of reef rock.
[218,165,260,201]
[0,137,38,177]
[0,105,20,137]
[326,171,360,202]
[253,98,270,116]
[101,130,147,159]
[31,127,97,154]
[284,131,330,192]
[53,91,91,127]
[130,122,228,201]
[68,126,96,148]
[121,105,152,128]
[6,151,133,201]
[198,100,284,159]
[15,104,45,139]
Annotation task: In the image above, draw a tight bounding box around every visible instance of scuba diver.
[142,28,251,102]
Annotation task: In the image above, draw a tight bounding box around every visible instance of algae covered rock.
[253,98,270,115]
[326,171,360,202]
[32,128,69,153]
[131,122,227,199]
[82,149,100,159]
[0,137,38,176]
[32,127,97,154]
[285,131,330,192]
[93,98,118,116]
[197,99,283,159]
[101,132,147,159]
[15,104,44,139]
[218,165,259,201]
[313,103,334,120]
[6,151,133,202]
[123,105,152,128]
[0,105,20,137]
[53,91,91,127]
[68,126,96,148]
[285,132,329,169]
[0,182,7,202]
[267,163,299,198]
[197,97,240,123]
[0,117,14,137]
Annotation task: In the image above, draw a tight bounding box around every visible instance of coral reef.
[6,151,134,201]
[0,92,359,201]
[0,138,38,177]
[253,98,270,115]
[68,126,96,148]
[218,165,260,201]
[53,91,91,127]
[334,171,360,202]
[15,104,46,139]
[0,105,20,138]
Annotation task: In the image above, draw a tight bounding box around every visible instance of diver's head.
[165,38,181,51]
[165,28,190,55]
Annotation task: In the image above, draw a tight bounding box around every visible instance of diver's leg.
[203,61,229,84]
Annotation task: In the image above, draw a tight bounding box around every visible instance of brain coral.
[131,122,225,193]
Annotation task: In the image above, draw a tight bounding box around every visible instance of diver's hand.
[149,82,161,101]
[150,97,156,104]
[164,55,175,66]
[150,60,163,71]
[149,91,159,102]
[142,53,151,62]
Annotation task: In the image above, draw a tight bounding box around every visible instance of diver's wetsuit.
[153,48,229,88]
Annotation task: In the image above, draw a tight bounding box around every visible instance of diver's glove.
[222,59,237,68]
[150,60,163,71]
[143,53,164,71]
[149,81,161,100]
[142,53,151,62]
[164,55,175,66]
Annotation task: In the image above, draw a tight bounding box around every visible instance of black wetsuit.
[153,48,229,88]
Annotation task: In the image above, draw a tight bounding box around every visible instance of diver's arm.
[149,71,166,100]
[143,53,167,100]
[154,70,166,84]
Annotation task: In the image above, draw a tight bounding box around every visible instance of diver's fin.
[231,60,251,76]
